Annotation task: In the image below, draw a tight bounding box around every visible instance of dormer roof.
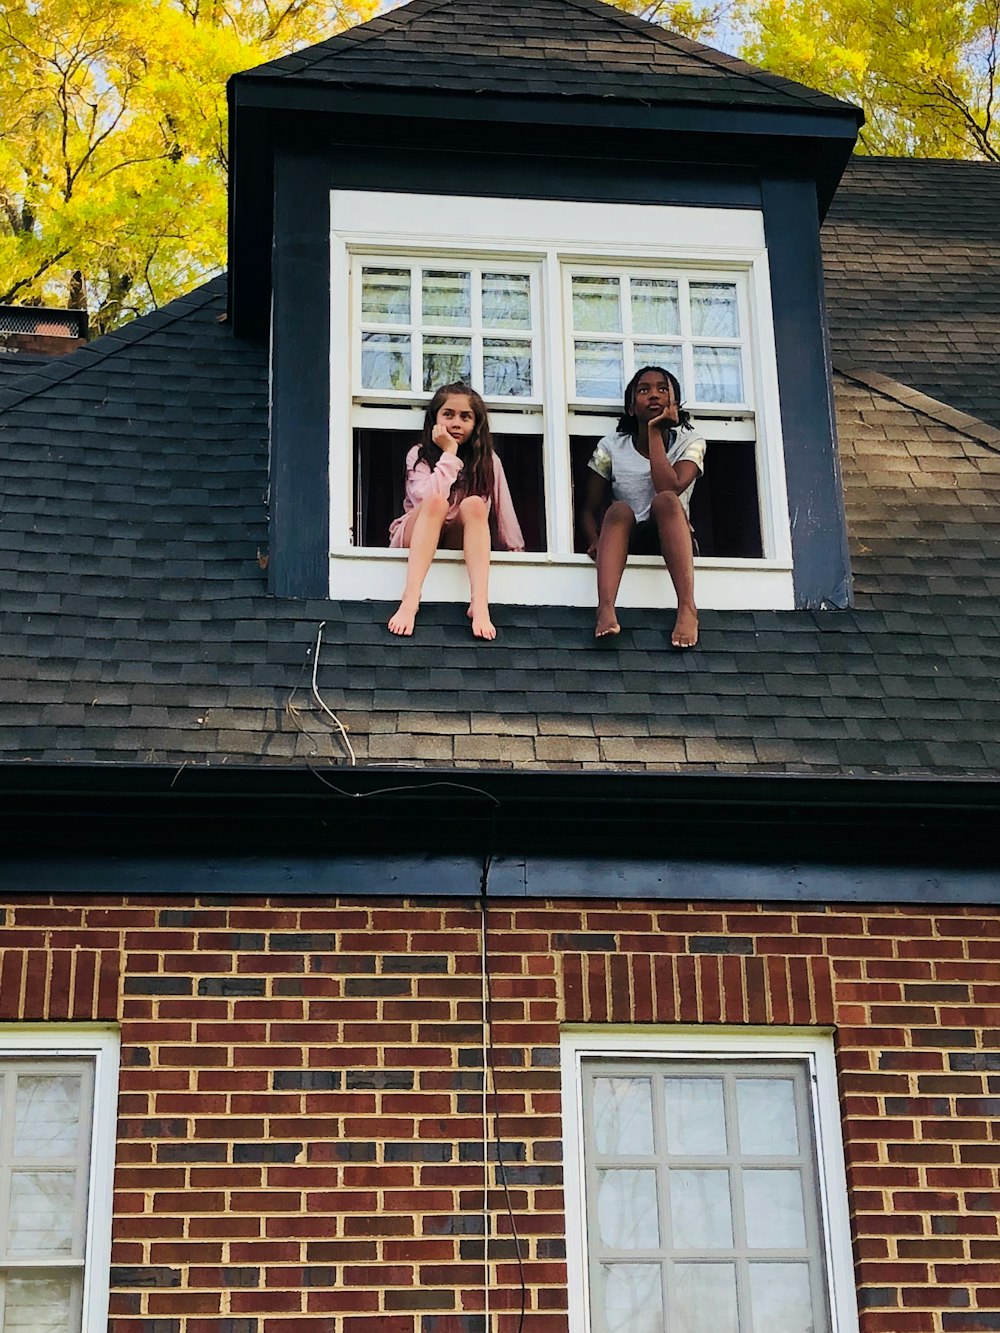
[236,0,857,116]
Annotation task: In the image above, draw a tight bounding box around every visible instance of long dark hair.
[417,382,495,499]
[617,366,692,439]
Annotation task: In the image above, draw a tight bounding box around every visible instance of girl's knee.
[459,495,489,522]
[422,493,450,518]
[604,501,636,526]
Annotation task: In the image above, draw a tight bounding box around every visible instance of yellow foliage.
[0,0,378,330]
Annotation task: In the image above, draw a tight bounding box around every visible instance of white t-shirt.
[587,427,706,521]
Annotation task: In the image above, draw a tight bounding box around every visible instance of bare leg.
[388,494,450,636]
[650,490,698,648]
[457,496,496,640]
[595,501,637,637]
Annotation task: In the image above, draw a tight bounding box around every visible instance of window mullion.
[411,265,422,395]
[621,271,634,386]
[545,251,573,553]
[471,266,484,395]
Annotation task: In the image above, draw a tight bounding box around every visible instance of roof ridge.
[835,363,1000,456]
[0,276,226,416]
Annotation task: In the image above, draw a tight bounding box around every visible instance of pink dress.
[388,446,526,552]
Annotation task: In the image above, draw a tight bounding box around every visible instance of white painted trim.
[330,191,766,254]
[328,549,794,610]
[0,1025,120,1333]
[559,1027,860,1333]
[329,189,793,600]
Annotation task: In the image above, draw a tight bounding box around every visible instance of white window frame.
[330,191,794,610]
[0,1026,119,1333]
[352,259,544,410]
[564,265,753,413]
[560,1027,859,1333]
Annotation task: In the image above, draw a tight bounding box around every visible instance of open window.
[561,1030,859,1333]
[330,192,793,608]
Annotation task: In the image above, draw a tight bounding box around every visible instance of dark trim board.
[6,852,999,906]
[762,174,851,608]
[2,766,999,902]
[269,147,332,597]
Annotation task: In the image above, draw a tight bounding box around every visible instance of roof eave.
[2,766,998,903]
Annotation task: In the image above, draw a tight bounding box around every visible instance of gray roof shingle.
[823,155,1000,429]
[1,256,999,774]
[235,0,858,116]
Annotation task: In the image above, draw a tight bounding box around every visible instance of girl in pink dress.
[388,383,524,640]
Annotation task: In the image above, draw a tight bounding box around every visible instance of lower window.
[561,1031,859,1333]
[0,1029,118,1333]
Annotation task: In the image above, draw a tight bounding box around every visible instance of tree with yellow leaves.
[0,0,378,332]
[736,0,1000,158]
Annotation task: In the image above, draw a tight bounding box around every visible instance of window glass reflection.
[573,275,622,333]
[598,1169,660,1249]
[594,1078,655,1156]
[361,268,410,324]
[422,271,471,327]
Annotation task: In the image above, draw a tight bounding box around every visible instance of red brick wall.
[2,896,999,1333]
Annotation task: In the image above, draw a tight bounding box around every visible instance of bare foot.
[388,597,419,636]
[470,603,496,640]
[595,606,621,638]
[671,604,699,649]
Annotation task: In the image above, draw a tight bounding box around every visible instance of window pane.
[744,1170,808,1249]
[575,341,623,399]
[4,1272,78,1333]
[669,1170,733,1249]
[8,1171,76,1255]
[423,337,472,392]
[749,1263,814,1333]
[361,267,410,324]
[665,1078,726,1156]
[602,1264,662,1333]
[631,278,680,335]
[693,346,743,402]
[737,1079,799,1156]
[14,1075,83,1158]
[482,273,531,329]
[598,1169,660,1249]
[361,333,410,391]
[633,344,684,396]
[594,1078,654,1156]
[422,271,471,328]
[483,340,532,398]
[573,275,622,333]
[673,1263,738,1333]
[690,282,739,337]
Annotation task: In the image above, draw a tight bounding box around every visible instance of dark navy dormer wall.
[267,122,850,607]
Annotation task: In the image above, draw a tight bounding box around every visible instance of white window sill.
[329,548,794,610]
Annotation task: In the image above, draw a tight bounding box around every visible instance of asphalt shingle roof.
[823,155,1000,430]
[236,0,857,116]
[1,210,998,775]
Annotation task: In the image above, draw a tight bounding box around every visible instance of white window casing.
[0,1026,119,1333]
[560,1027,860,1333]
[330,191,794,609]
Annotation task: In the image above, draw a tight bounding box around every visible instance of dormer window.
[329,190,794,610]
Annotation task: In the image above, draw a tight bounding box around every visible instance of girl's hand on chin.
[432,423,460,453]
[648,404,679,434]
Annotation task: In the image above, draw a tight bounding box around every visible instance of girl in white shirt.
[580,366,706,647]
